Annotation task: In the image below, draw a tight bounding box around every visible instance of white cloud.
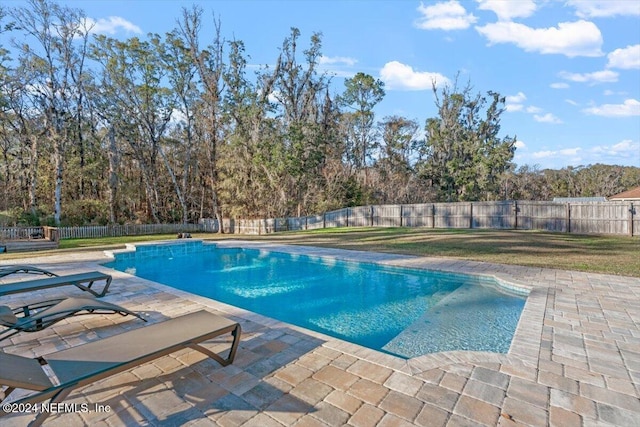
[505,92,526,112]
[526,106,542,114]
[550,82,570,89]
[415,1,477,31]
[514,140,526,149]
[476,20,603,57]
[505,92,526,104]
[607,44,640,70]
[582,99,640,117]
[534,113,563,124]
[591,139,640,156]
[603,90,627,96]
[567,0,640,18]
[319,56,358,67]
[379,61,450,90]
[558,69,618,84]
[565,99,579,106]
[84,16,142,35]
[506,104,523,112]
[533,147,581,159]
[476,0,537,21]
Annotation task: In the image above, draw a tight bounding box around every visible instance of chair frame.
[0,296,146,342]
[0,310,241,427]
[0,271,113,298]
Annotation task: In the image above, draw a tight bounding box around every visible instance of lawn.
[5,227,640,277]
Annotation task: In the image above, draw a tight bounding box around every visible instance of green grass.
[5,228,639,277]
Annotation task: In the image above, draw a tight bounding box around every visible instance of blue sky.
[5,0,640,169]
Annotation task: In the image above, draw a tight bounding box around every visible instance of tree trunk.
[107,127,119,224]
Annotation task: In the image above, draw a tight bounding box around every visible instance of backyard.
[4,227,638,277]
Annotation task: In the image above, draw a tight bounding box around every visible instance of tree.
[339,72,385,189]
[11,0,92,224]
[178,6,226,229]
[417,81,516,201]
[90,35,174,222]
[373,115,426,203]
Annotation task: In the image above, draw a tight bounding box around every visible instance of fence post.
[566,203,571,233]
[400,205,403,227]
[370,206,374,227]
[513,200,518,230]
[629,202,635,237]
[432,204,436,228]
[323,212,326,229]
[469,203,473,229]
[346,208,349,228]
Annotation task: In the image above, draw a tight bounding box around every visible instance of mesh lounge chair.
[0,296,147,342]
[0,271,112,298]
[0,310,241,427]
[0,265,58,279]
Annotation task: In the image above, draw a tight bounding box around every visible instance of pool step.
[382,283,524,358]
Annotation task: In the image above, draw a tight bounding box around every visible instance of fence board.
[11,201,632,241]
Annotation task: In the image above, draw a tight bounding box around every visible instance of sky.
[4,0,640,170]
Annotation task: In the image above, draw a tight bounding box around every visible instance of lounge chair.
[0,310,240,426]
[0,265,58,279]
[0,271,112,298]
[0,296,147,342]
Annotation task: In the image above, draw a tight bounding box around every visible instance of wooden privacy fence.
[0,226,58,241]
[2,201,636,242]
[201,200,638,237]
[56,223,204,240]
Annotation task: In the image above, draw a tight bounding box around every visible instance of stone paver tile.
[377,412,418,426]
[440,373,468,393]
[264,394,310,426]
[274,364,314,387]
[346,376,390,405]
[549,405,581,427]
[324,389,363,414]
[241,413,285,427]
[312,365,359,391]
[453,395,501,426]
[289,378,334,406]
[296,352,332,372]
[348,403,385,427]
[550,389,597,419]
[384,371,424,396]
[292,414,329,427]
[463,378,505,407]
[241,382,285,410]
[604,376,638,396]
[537,370,579,394]
[379,390,423,422]
[580,383,640,412]
[597,403,640,427]
[506,376,549,409]
[564,366,605,387]
[330,354,358,369]
[416,383,460,411]
[470,367,509,390]
[219,371,261,396]
[414,403,450,427]
[208,406,259,427]
[501,396,548,426]
[446,413,486,427]
[309,401,350,426]
[347,360,393,384]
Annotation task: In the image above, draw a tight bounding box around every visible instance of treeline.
[0,1,638,228]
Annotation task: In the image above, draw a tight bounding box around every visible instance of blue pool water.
[105,242,527,358]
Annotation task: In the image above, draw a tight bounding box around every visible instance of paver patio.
[1,240,638,426]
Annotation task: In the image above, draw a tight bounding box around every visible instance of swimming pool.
[105,241,527,358]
